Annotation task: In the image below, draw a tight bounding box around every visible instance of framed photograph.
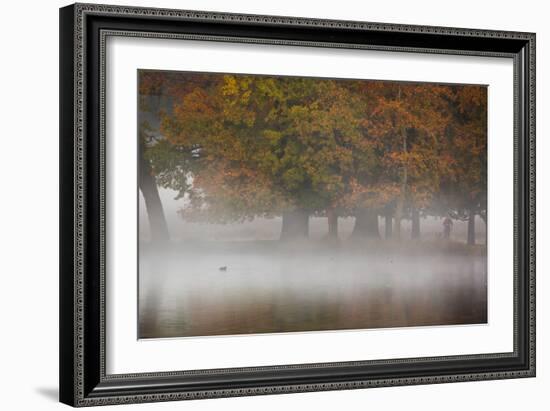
[59,3,535,407]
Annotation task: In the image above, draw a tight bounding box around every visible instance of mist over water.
[141,189,487,244]
[139,190,487,339]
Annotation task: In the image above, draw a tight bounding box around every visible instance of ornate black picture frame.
[59,3,535,407]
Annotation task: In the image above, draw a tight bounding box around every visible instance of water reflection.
[138,242,487,339]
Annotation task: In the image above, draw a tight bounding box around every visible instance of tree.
[438,85,488,245]
[349,82,452,240]
[138,71,224,242]
[160,75,361,240]
[138,78,171,243]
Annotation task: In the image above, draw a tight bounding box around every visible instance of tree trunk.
[394,155,407,240]
[411,207,420,239]
[327,208,338,240]
[351,209,380,239]
[280,210,309,241]
[393,86,409,240]
[394,89,409,239]
[384,209,393,240]
[480,211,487,225]
[480,211,487,245]
[140,152,170,243]
[467,208,476,245]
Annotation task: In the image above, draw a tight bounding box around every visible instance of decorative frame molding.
[60,3,535,407]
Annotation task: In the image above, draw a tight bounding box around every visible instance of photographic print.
[137,69,488,339]
[60,6,535,404]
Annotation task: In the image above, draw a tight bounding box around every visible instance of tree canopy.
[138,70,487,242]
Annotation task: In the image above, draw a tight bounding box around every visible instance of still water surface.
[138,242,487,339]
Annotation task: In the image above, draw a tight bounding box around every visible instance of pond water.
[138,242,487,339]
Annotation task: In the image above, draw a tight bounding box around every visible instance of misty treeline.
[138,71,487,245]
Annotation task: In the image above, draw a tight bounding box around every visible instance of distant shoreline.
[139,238,487,257]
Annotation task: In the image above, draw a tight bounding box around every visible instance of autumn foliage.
[138,70,487,243]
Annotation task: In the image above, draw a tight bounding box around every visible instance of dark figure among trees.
[443,216,454,240]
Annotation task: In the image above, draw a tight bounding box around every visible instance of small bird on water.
[219,266,227,272]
